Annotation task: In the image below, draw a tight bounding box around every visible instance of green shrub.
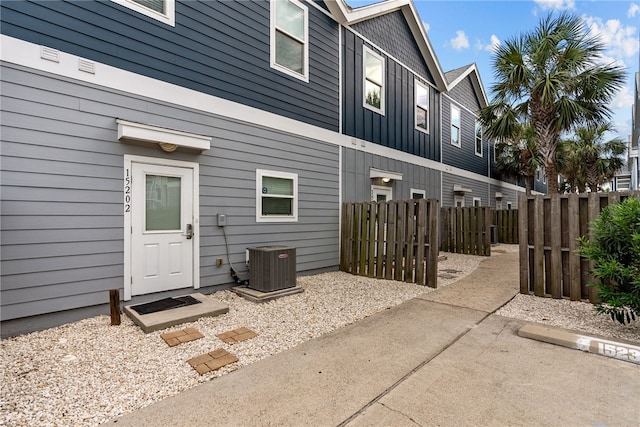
[577,197,640,324]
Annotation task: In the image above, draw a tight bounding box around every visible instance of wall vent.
[248,246,296,292]
[78,58,96,74]
[40,46,60,63]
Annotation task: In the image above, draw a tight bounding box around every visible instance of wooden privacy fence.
[493,209,518,244]
[340,199,440,287]
[440,207,491,256]
[519,191,640,302]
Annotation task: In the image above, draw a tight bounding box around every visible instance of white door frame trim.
[123,154,200,300]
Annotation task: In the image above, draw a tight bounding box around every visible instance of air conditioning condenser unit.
[248,246,296,292]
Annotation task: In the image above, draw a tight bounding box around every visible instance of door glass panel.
[145,174,181,231]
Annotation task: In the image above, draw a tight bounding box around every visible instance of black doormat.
[131,295,202,315]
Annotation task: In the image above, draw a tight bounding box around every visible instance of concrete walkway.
[111,252,640,426]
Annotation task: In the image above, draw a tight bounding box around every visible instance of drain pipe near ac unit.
[218,213,249,286]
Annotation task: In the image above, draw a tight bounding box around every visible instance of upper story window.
[475,120,483,156]
[111,0,175,26]
[256,169,298,222]
[415,80,429,133]
[473,197,481,207]
[271,0,309,82]
[363,47,385,114]
[451,105,461,147]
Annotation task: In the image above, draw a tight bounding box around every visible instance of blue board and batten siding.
[1,63,339,324]
[442,76,488,177]
[0,0,340,131]
[341,28,440,161]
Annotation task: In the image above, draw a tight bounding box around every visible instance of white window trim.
[363,46,385,115]
[507,201,513,210]
[454,195,465,207]
[475,120,483,157]
[415,79,429,134]
[411,188,426,199]
[256,169,299,222]
[270,0,309,82]
[473,197,481,207]
[111,0,175,26]
[451,104,461,147]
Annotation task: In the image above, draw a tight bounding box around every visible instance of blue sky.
[346,0,640,141]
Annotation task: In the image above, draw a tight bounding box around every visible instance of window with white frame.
[271,0,308,81]
[496,200,503,210]
[363,47,385,114]
[454,195,465,207]
[473,197,481,207]
[507,201,513,210]
[415,80,429,132]
[111,0,175,26]
[475,121,483,156]
[451,105,461,147]
[411,189,426,199]
[256,169,298,222]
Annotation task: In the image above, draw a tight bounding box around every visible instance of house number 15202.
[124,168,131,213]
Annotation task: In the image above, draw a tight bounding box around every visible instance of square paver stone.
[187,349,239,375]
[160,327,204,347]
[216,327,258,344]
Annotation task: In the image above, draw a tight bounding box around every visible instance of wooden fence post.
[109,289,121,326]
[549,194,562,298]
[567,193,581,300]
[518,194,529,294]
[427,198,439,288]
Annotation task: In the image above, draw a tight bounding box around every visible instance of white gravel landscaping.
[1,245,638,426]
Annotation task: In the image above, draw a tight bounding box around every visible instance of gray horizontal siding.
[1,63,339,321]
[0,0,340,131]
[441,173,489,207]
[342,30,440,160]
[342,148,441,202]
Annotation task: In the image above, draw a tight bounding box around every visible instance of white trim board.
[1,35,530,194]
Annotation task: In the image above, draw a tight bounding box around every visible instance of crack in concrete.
[379,402,424,426]
[337,309,493,427]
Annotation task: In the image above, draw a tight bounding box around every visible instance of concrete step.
[124,293,228,333]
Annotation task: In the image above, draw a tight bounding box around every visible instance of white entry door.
[131,162,194,295]
[372,185,392,202]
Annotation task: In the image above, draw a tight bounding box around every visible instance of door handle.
[185,224,193,239]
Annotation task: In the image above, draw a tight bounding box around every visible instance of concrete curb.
[518,323,640,365]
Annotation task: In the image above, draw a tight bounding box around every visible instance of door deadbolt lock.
[185,224,193,239]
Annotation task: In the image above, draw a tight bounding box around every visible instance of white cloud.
[629,3,640,18]
[584,15,640,59]
[611,85,634,110]
[533,0,575,11]
[422,21,430,33]
[475,35,501,52]
[449,31,469,51]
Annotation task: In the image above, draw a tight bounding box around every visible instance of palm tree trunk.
[546,161,559,193]
[525,176,533,195]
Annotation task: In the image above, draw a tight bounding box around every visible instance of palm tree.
[481,12,626,193]
[556,138,587,193]
[490,123,542,195]
[560,123,626,192]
